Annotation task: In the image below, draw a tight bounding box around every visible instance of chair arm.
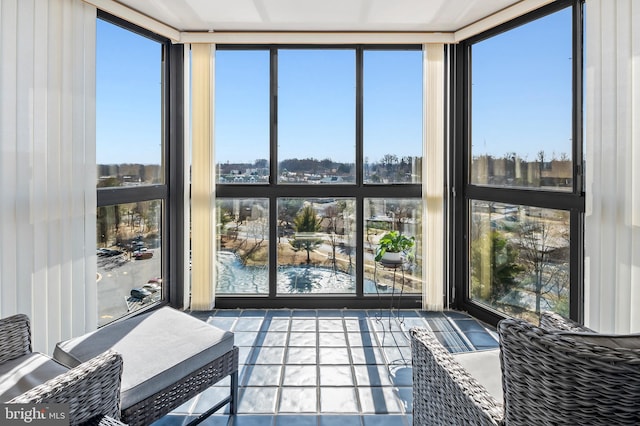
[9,350,123,426]
[0,314,32,364]
[539,311,593,332]
[410,327,503,426]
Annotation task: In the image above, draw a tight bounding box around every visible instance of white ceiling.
[110,0,530,33]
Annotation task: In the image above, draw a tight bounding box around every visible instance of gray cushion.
[453,348,503,403]
[0,353,69,402]
[556,331,640,349]
[53,307,234,409]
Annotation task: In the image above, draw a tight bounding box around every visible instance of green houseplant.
[374,230,415,263]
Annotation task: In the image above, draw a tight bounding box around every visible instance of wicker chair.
[0,313,126,426]
[410,327,503,426]
[410,312,640,426]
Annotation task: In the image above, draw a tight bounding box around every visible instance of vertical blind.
[585,0,640,333]
[423,43,446,311]
[0,0,96,352]
[190,43,216,310]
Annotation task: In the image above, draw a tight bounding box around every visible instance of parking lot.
[97,248,161,326]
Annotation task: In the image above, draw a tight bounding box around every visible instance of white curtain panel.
[585,0,640,333]
[0,0,97,352]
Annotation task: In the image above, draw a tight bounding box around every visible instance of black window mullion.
[569,207,584,322]
[570,0,585,324]
[465,185,585,212]
[356,194,364,297]
[572,0,585,196]
[97,185,167,207]
[355,48,364,186]
[216,184,421,199]
[269,195,278,298]
[270,47,278,186]
[166,42,185,309]
[355,47,364,296]
[269,48,278,298]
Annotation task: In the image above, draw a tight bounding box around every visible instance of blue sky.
[214,48,423,164]
[96,5,573,166]
[471,7,573,160]
[96,20,162,165]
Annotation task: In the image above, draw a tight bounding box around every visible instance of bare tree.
[517,212,569,316]
[323,205,341,271]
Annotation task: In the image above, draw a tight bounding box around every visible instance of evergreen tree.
[290,205,323,263]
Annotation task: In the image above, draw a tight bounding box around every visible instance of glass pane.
[469,201,570,322]
[277,49,355,184]
[277,198,356,294]
[364,198,422,294]
[364,50,423,184]
[216,198,269,294]
[97,200,162,326]
[471,7,573,190]
[96,19,163,187]
[215,50,270,184]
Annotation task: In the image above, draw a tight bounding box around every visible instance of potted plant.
[374,230,415,263]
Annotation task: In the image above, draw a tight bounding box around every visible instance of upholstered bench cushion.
[453,348,503,403]
[53,307,234,409]
[0,353,69,402]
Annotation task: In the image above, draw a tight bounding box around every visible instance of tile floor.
[152,309,499,426]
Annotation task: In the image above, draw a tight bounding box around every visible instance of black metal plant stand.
[374,259,406,328]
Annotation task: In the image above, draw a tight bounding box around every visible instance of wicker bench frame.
[121,346,239,426]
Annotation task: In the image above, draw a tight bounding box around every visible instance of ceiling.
[109,0,534,33]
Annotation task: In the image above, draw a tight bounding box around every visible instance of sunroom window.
[457,0,584,324]
[96,15,168,325]
[213,47,424,306]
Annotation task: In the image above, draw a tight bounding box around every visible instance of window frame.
[96,11,185,315]
[214,45,424,309]
[452,0,585,326]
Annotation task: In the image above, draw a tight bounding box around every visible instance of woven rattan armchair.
[411,312,640,426]
[410,327,503,426]
[0,314,126,426]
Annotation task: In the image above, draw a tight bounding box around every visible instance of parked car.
[143,283,160,293]
[133,250,153,260]
[130,287,151,300]
[97,248,123,258]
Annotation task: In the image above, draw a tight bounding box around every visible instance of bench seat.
[54,307,238,426]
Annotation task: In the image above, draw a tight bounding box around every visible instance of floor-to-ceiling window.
[96,12,183,325]
[455,0,584,324]
[215,47,423,307]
